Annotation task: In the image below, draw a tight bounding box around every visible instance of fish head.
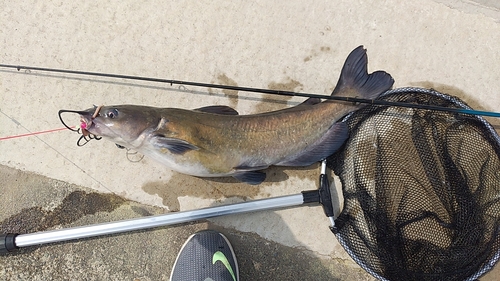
[80,105,160,148]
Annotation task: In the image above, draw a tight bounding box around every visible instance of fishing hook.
[58,106,103,147]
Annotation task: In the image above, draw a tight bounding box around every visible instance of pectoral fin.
[233,171,266,185]
[232,164,268,185]
[276,122,349,166]
[194,105,239,115]
[151,135,199,155]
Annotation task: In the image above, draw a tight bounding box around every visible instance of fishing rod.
[1,63,500,118]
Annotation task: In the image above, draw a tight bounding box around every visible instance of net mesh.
[327,87,500,281]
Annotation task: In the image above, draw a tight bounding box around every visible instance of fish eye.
[106,109,119,119]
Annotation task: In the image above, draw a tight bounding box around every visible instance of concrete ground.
[0,165,373,281]
[1,0,500,280]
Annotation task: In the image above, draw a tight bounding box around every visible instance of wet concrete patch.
[304,45,332,62]
[0,191,126,234]
[409,81,488,114]
[251,77,303,113]
[409,81,469,103]
[142,172,265,211]
[268,78,303,93]
[217,73,239,108]
[142,164,319,211]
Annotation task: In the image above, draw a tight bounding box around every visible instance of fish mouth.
[58,105,103,136]
[58,105,105,146]
[80,106,97,133]
[79,105,103,136]
[79,115,94,135]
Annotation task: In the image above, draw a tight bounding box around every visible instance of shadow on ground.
[0,165,372,281]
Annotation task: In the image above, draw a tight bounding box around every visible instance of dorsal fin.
[298,97,321,106]
[194,105,239,115]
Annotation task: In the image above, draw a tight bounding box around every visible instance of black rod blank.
[1,63,499,118]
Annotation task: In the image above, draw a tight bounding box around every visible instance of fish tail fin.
[331,46,394,99]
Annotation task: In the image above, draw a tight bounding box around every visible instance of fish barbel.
[78,46,393,184]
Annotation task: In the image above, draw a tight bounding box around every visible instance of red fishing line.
[0,126,75,141]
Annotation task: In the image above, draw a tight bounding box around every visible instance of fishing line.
[0,127,75,141]
[2,64,500,118]
[126,149,145,163]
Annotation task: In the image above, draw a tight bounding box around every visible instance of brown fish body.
[156,100,357,173]
[79,46,394,184]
